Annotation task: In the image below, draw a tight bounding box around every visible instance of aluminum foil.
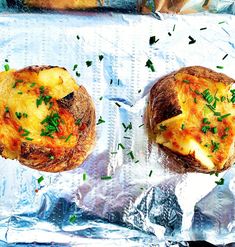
[0,12,235,246]
[1,0,235,14]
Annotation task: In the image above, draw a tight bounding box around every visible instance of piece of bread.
[147,66,235,173]
[0,66,95,172]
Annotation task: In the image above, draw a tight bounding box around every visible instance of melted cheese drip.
[156,73,235,170]
[0,68,79,159]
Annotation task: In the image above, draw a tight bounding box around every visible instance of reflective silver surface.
[0,12,234,245]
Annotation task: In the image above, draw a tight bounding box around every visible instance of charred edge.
[57,92,75,109]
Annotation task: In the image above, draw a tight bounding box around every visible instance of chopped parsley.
[86,61,92,67]
[40,112,60,138]
[37,176,44,184]
[97,116,105,125]
[145,59,155,72]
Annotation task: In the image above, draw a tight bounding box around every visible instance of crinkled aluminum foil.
[1,0,235,15]
[0,12,235,246]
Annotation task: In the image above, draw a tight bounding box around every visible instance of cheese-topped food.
[0,66,95,172]
[148,66,235,173]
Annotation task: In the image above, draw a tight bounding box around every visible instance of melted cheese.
[156,72,235,170]
[0,68,79,159]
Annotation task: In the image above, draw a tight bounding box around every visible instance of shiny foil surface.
[0,12,235,246]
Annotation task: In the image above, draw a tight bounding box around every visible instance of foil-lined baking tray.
[0,12,235,246]
[1,0,235,14]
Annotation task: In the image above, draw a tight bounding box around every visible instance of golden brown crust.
[148,66,235,173]
[18,85,95,172]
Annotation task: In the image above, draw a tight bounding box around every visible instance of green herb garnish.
[5,106,9,113]
[127,151,134,160]
[86,61,92,67]
[149,36,159,45]
[202,89,214,103]
[118,143,125,150]
[139,124,144,128]
[217,113,231,122]
[145,59,155,72]
[37,176,44,184]
[160,124,167,131]
[26,137,33,141]
[83,173,87,181]
[203,118,211,124]
[216,66,224,69]
[76,72,80,77]
[30,82,36,87]
[211,140,220,152]
[222,54,228,60]
[188,35,196,44]
[4,64,10,71]
[101,176,112,180]
[75,118,82,125]
[15,112,22,119]
[99,55,104,61]
[183,79,190,84]
[69,215,77,224]
[215,178,224,185]
[40,112,60,138]
[115,102,121,107]
[181,123,185,130]
[220,96,226,102]
[201,125,210,133]
[211,127,218,134]
[149,170,153,177]
[65,133,73,142]
[73,64,78,71]
[97,116,105,125]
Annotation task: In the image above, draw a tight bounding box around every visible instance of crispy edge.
[148,66,235,173]
[19,86,96,172]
